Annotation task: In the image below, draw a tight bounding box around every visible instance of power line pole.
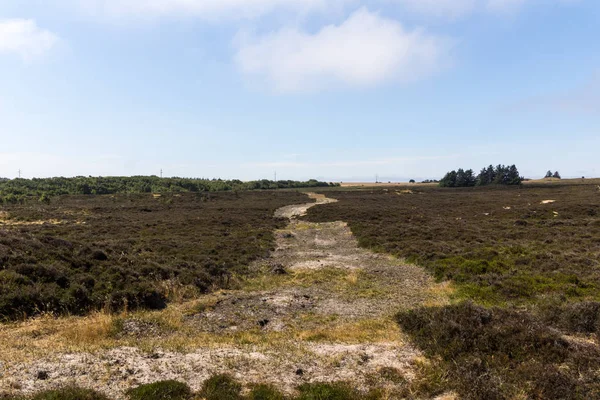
[18,169,21,179]
[274,171,277,182]
[160,169,163,178]
[375,174,378,183]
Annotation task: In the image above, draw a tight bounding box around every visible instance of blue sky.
[0,0,598,181]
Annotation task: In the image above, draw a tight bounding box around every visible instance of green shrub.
[126,380,192,400]
[199,374,243,400]
[29,387,110,400]
[296,383,367,400]
[247,384,286,400]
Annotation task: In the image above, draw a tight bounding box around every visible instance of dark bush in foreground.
[296,383,377,400]
[126,380,192,400]
[200,374,243,400]
[0,379,387,400]
[247,384,286,400]
[3,387,111,400]
[397,302,600,399]
[542,301,600,338]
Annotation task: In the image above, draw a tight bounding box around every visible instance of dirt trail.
[274,192,337,219]
[0,193,449,399]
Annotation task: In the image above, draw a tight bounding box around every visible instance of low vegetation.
[0,191,309,320]
[126,380,192,400]
[306,181,600,398]
[2,377,381,400]
[307,183,600,306]
[397,302,600,399]
[3,387,110,400]
[3,179,599,398]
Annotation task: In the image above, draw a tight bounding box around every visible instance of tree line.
[440,164,523,188]
[0,176,338,203]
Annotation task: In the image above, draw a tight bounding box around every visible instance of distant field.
[306,182,600,398]
[0,191,309,320]
[338,182,437,187]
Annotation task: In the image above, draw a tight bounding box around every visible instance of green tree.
[508,165,523,185]
[477,165,496,186]
[440,170,458,187]
[445,164,522,188]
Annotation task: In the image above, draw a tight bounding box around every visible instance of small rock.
[258,319,270,327]
[296,368,304,376]
[36,371,49,380]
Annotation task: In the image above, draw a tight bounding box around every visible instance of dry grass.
[0,302,239,363]
[0,218,72,226]
[0,298,407,366]
[424,281,456,307]
[0,312,116,363]
[296,319,404,344]
[242,267,388,301]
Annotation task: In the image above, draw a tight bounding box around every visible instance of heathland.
[0,178,598,399]
[306,179,600,398]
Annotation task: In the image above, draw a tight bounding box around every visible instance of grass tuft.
[199,374,243,400]
[247,384,286,400]
[126,380,191,400]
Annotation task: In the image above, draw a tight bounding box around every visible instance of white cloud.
[0,19,59,61]
[235,8,452,93]
[390,0,479,19]
[77,0,351,19]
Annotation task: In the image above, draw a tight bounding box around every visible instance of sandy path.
[0,193,448,399]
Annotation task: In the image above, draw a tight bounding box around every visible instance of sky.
[0,0,599,182]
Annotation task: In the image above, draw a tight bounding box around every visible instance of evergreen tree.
[545,170,553,178]
[464,169,477,187]
[440,170,458,187]
[477,165,496,186]
[444,164,522,187]
[553,171,561,179]
[456,169,467,187]
[508,165,523,185]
